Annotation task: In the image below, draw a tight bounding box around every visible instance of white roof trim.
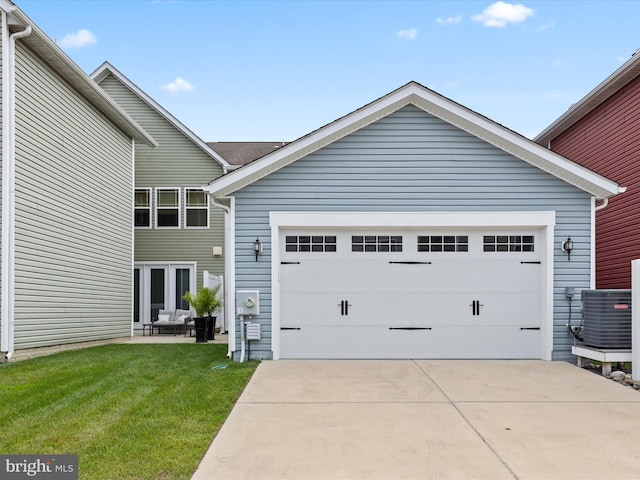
[203,81,621,199]
[91,62,230,168]
[535,49,640,146]
[0,1,157,147]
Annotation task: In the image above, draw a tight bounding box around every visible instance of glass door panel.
[150,268,166,321]
[134,268,141,324]
[175,268,190,310]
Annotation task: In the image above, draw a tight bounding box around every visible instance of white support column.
[632,259,640,381]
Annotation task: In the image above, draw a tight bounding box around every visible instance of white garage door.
[279,229,543,359]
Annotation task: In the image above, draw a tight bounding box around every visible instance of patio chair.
[153,309,191,335]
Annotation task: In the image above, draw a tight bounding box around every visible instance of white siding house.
[0,1,156,361]
[203,82,622,362]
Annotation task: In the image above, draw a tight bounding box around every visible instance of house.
[0,1,156,361]
[202,81,622,362]
[535,50,640,289]
[91,62,232,333]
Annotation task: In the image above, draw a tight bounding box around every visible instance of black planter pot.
[193,317,208,343]
[206,316,217,340]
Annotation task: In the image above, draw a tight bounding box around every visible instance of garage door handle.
[520,327,540,330]
[338,300,352,316]
[470,300,484,316]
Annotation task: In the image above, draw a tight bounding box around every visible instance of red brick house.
[535,50,640,289]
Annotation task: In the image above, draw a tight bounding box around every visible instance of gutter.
[208,196,236,360]
[1,7,32,360]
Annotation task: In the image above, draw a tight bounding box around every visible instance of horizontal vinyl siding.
[551,76,640,288]
[233,106,592,360]
[0,25,3,349]
[12,44,133,348]
[99,75,225,286]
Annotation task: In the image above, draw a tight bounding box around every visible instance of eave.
[535,49,640,147]
[203,82,622,200]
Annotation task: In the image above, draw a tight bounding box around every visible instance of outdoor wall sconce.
[562,237,574,261]
[253,237,263,261]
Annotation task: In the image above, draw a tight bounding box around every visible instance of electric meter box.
[237,290,260,315]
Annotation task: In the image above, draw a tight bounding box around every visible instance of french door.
[133,263,196,329]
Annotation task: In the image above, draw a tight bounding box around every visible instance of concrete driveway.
[192,360,640,480]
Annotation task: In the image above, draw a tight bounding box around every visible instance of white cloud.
[57,29,97,48]
[160,77,195,94]
[437,14,463,25]
[397,29,418,41]
[472,1,534,28]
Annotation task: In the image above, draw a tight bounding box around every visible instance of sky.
[16,0,640,142]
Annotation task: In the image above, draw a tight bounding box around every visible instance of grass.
[0,343,259,479]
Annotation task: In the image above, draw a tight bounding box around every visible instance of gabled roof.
[0,0,156,147]
[535,49,640,146]
[203,81,622,200]
[91,62,230,169]
[207,141,289,166]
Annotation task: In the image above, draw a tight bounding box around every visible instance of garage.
[203,82,621,362]
[279,225,544,359]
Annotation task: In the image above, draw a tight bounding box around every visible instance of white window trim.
[155,187,181,229]
[134,262,197,327]
[134,187,152,229]
[184,188,210,229]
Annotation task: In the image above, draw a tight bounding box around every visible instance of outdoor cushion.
[157,314,171,322]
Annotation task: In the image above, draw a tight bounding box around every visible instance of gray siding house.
[203,82,622,362]
[0,1,156,361]
[91,63,231,333]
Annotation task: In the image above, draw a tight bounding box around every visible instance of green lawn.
[0,344,258,479]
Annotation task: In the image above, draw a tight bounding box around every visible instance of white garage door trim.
[270,211,556,360]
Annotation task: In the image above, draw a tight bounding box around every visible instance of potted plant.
[182,285,223,343]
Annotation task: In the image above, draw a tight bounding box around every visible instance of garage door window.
[417,235,468,252]
[483,235,535,252]
[352,235,402,252]
[286,235,337,252]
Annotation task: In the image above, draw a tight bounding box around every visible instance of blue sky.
[17,0,640,142]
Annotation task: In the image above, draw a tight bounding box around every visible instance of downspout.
[1,12,31,360]
[209,196,236,360]
[594,198,608,212]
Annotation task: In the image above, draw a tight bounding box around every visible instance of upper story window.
[185,189,209,228]
[134,188,151,228]
[156,188,180,228]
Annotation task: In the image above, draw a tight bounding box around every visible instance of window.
[352,235,403,252]
[185,189,209,228]
[483,235,535,252]
[134,188,151,227]
[286,235,337,252]
[418,235,468,252]
[156,188,180,228]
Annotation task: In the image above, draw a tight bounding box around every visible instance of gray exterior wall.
[97,75,225,289]
[0,22,3,349]
[232,105,592,361]
[12,43,134,348]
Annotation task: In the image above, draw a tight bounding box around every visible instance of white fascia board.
[270,211,556,228]
[204,81,621,200]
[203,85,419,197]
[2,5,157,148]
[407,95,621,199]
[91,62,229,169]
[535,50,640,146]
